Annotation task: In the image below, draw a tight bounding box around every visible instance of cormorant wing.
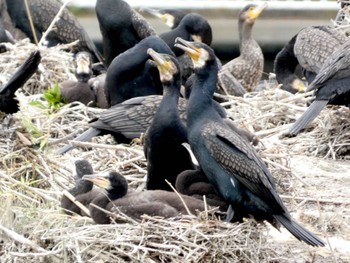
[308,41,350,91]
[131,10,157,39]
[0,50,41,95]
[203,122,285,209]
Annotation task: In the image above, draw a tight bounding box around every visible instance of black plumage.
[218,3,267,94]
[5,0,103,63]
[59,51,96,106]
[61,159,102,216]
[104,35,174,106]
[288,40,350,136]
[0,49,41,114]
[144,49,194,191]
[274,25,348,93]
[83,171,208,224]
[95,0,156,67]
[175,37,325,246]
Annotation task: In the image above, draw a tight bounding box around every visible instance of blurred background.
[66,0,341,78]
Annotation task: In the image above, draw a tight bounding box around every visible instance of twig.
[24,0,38,45]
[62,190,91,216]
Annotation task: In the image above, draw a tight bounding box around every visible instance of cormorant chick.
[59,52,96,106]
[175,37,325,247]
[0,50,41,114]
[83,171,208,224]
[61,159,103,216]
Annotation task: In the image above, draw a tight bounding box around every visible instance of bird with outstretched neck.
[174,37,325,247]
[144,48,194,191]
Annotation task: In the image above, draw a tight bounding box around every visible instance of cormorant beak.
[248,2,268,20]
[292,79,307,93]
[174,37,201,62]
[147,48,171,74]
[191,34,202,43]
[141,8,175,28]
[82,173,111,190]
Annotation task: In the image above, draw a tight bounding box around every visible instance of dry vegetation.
[0,38,350,262]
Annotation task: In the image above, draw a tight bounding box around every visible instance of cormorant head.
[174,37,214,69]
[83,171,128,199]
[141,8,186,29]
[74,159,94,178]
[240,3,267,25]
[147,48,180,84]
[180,13,213,45]
[75,51,92,82]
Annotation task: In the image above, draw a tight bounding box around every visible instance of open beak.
[82,173,111,189]
[174,37,201,62]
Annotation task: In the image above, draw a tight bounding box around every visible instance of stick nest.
[1,42,350,262]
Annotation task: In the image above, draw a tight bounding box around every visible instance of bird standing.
[218,3,267,94]
[175,37,325,246]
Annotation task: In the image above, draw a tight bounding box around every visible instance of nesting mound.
[1,41,350,262]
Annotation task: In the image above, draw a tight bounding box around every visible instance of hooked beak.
[248,2,268,20]
[174,37,201,62]
[82,173,111,189]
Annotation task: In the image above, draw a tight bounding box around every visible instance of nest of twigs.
[1,39,350,262]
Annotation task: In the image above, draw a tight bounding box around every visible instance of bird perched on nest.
[5,0,103,63]
[59,52,96,106]
[61,159,103,216]
[143,48,195,191]
[174,37,325,246]
[287,40,350,136]
[95,0,156,67]
[274,25,348,94]
[82,170,208,224]
[0,49,41,114]
[217,3,267,95]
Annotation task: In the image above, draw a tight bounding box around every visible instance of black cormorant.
[274,25,348,93]
[83,171,208,224]
[61,159,103,216]
[144,49,194,191]
[104,35,174,106]
[0,49,41,114]
[59,51,96,106]
[5,0,103,63]
[288,40,350,136]
[174,37,325,247]
[95,0,156,67]
[218,3,267,94]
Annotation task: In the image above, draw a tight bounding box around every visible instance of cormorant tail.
[274,214,325,247]
[56,127,101,155]
[288,100,328,136]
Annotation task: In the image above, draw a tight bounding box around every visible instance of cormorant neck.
[239,21,254,51]
[70,180,93,196]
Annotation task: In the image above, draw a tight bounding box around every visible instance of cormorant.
[83,171,208,224]
[104,35,174,106]
[61,159,103,216]
[0,49,41,114]
[95,0,156,67]
[59,51,96,106]
[274,25,348,93]
[288,40,350,136]
[144,49,194,191]
[174,37,325,246]
[5,0,103,63]
[218,3,267,94]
